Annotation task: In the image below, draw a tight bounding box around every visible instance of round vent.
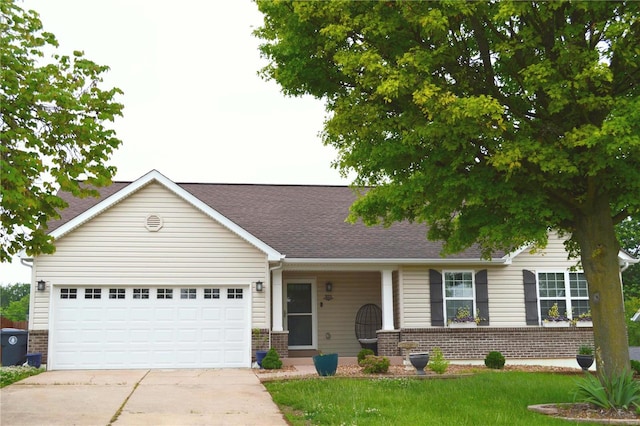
[145,214,163,231]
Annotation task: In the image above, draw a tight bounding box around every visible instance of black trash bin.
[1,328,28,366]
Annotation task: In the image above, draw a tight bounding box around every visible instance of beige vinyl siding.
[400,266,430,328]
[32,182,268,329]
[488,234,581,327]
[397,234,578,327]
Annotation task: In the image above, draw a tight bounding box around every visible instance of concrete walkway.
[0,369,287,426]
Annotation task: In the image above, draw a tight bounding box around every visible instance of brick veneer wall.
[379,327,594,360]
[377,330,401,356]
[270,331,289,359]
[27,330,48,364]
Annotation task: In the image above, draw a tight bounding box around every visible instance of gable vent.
[145,214,163,232]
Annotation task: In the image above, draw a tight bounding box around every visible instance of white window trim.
[535,269,589,323]
[442,270,476,322]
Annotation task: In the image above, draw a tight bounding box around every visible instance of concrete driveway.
[0,369,287,425]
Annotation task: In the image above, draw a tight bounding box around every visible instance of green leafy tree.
[617,218,640,298]
[0,283,29,309]
[0,283,30,322]
[1,295,29,322]
[1,0,124,262]
[255,1,640,378]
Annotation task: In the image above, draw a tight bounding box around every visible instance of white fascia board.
[50,169,284,262]
[283,257,507,265]
[505,244,638,265]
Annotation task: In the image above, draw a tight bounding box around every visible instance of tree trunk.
[573,194,629,378]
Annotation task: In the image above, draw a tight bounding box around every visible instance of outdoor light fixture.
[37,280,46,291]
[255,281,264,292]
[325,282,333,292]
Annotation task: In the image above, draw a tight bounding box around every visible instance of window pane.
[570,273,588,298]
[446,300,473,322]
[540,300,567,320]
[571,300,590,317]
[287,283,312,313]
[444,272,473,298]
[539,273,565,298]
[181,288,196,299]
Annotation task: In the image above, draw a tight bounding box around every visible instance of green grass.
[264,371,601,425]
[0,366,44,388]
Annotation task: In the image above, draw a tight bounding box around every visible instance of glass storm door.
[287,282,315,348]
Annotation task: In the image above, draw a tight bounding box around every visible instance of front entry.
[286,281,316,349]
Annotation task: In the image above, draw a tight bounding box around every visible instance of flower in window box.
[544,303,570,323]
[571,310,593,327]
[448,306,482,326]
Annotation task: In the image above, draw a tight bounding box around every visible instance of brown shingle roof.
[47,180,496,260]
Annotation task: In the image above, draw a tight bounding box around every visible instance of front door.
[286,281,316,349]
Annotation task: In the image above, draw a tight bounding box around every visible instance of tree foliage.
[1,0,124,262]
[0,283,30,322]
[255,1,640,377]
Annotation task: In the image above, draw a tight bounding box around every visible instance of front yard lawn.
[0,366,45,388]
[264,371,593,425]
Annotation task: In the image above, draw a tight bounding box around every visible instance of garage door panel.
[50,286,250,369]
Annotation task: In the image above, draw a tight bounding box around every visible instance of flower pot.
[575,321,593,328]
[576,354,594,371]
[409,352,430,375]
[256,350,268,368]
[312,353,338,376]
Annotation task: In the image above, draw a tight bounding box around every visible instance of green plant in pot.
[312,352,339,376]
[576,344,594,371]
[253,328,269,367]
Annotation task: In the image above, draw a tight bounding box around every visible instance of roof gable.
[48,170,284,261]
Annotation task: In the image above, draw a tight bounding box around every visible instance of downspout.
[620,261,630,273]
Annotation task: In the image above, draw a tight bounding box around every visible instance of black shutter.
[475,269,489,326]
[430,269,444,326]
[523,270,539,325]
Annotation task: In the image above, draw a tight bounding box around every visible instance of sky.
[1,0,351,285]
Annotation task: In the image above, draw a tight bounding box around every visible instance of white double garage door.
[49,285,251,370]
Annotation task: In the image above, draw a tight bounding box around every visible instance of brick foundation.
[27,330,48,364]
[378,327,594,360]
[251,329,289,361]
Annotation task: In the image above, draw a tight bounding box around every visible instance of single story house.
[23,170,637,370]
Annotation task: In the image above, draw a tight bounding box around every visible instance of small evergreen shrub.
[631,360,640,376]
[360,356,390,374]
[357,349,375,366]
[428,347,449,374]
[261,348,283,370]
[484,351,506,369]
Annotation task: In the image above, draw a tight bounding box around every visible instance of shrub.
[574,370,640,410]
[484,351,506,369]
[428,347,449,374]
[261,348,283,370]
[631,360,640,376]
[357,349,375,366]
[360,356,390,374]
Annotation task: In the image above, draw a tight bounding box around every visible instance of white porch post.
[272,269,283,332]
[381,269,394,330]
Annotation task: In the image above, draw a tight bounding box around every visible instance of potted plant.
[409,352,430,375]
[576,345,594,371]
[448,306,481,328]
[312,352,339,376]
[542,303,570,327]
[252,328,269,367]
